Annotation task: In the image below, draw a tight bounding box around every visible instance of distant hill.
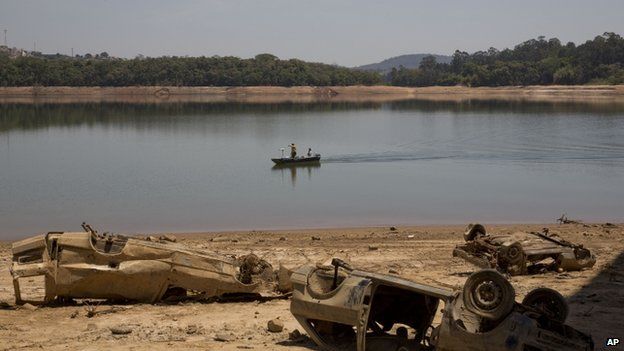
[354,54,452,73]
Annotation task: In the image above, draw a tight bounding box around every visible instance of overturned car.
[453,224,596,276]
[10,223,275,304]
[290,258,593,351]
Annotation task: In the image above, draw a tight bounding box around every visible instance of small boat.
[271,154,321,165]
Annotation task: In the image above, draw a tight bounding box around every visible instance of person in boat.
[289,143,297,158]
[307,148,312,157]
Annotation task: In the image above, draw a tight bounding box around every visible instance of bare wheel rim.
[474,280,503,310]
[508,246,520,260]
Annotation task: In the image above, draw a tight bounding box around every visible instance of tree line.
[0,53,381,86]
[1,33,623,87]
[390,32,624,86]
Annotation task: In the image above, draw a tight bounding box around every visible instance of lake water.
[1,100,623,239]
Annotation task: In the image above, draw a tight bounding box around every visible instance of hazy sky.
[1,0,623,66]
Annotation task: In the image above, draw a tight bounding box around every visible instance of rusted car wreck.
[10,223,274,304]
[290,258,593,351]
[453,224,596,276]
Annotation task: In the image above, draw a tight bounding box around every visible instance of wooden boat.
[271,154,321,165]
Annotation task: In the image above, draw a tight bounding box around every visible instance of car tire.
[522,288,569,323]
[464,223,486,242]
[463,269,515,321]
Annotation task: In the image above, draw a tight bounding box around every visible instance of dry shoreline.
[1,223,623,350]
[1,85,624,104]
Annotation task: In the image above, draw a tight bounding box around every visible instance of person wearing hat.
[289,143,297,159]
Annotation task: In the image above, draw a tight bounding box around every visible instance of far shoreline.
[1,85,624,104]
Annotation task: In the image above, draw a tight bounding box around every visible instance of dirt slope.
[1,85,624,104]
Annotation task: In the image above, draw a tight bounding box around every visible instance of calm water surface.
[1,100,623,239]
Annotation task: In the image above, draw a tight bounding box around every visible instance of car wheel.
[464,223,486,242]
[522,288,568,323]
[497,242,526,275]
[500,242,524,265]
[463,269,515,321]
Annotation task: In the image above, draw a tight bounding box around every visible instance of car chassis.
[453,224,596,276]
[10,223,274,304]
[290,258,593,351]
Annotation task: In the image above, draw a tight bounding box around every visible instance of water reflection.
[0,102,381,133]
[2,99,624,133]
[388,99,624,114]
[271,163,321,187]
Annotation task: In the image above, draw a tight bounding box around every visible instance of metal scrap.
[10,223,287,305]
[289,259,594,350]
[453,224,596,276]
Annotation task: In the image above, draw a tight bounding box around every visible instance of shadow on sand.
[566,249,624,347]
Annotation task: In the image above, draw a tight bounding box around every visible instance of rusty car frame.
[453,224,596,276]
[290,258,593,351]
[10,223,275,304]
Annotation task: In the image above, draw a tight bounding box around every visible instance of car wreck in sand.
[290,258,593,351]
[10,223,276,304]
[453,224,596,276]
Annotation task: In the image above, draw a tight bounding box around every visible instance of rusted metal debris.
[557,213,582,225]
[10,223,285,305]
[453,224,596,275]
[290,258,593,351]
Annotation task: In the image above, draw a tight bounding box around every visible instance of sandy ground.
[1,223,623,350]
[1,85,624,104]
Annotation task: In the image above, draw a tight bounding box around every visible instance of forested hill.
[0,53,382,87]
[390,32,624,86]
[0,33,623,87]
[354,54,452,73]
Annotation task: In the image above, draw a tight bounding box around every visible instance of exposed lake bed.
[1,223,622,350]
[2,85,624,104]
